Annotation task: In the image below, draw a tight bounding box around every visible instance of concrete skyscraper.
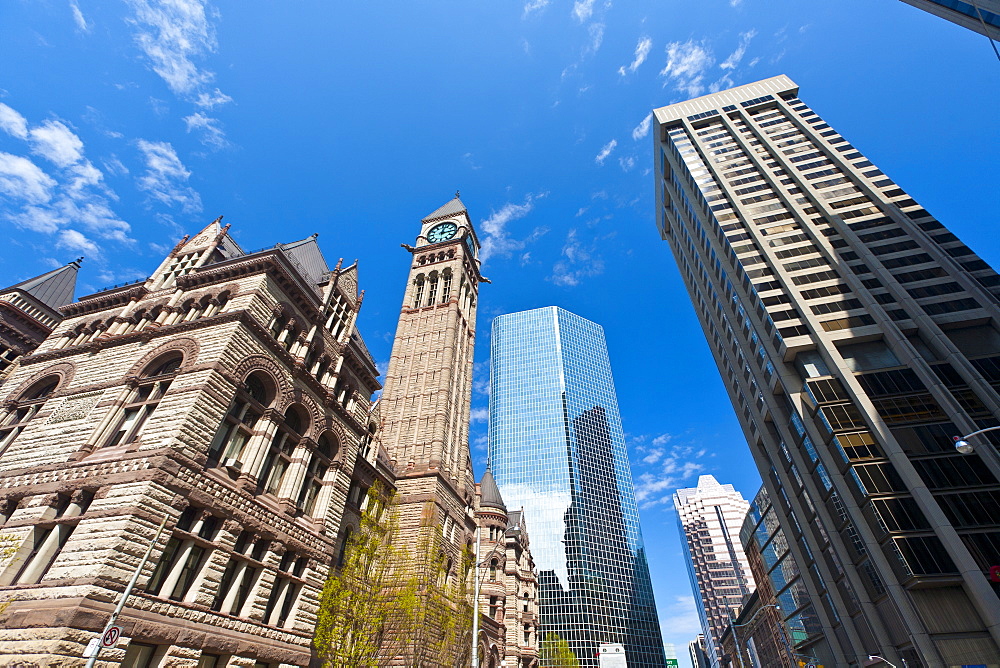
[899,0,1000,41]
[654,75,1000,666]
[488,306,666,668]
[674,475,755,668]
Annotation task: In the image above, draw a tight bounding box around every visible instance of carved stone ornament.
[124,337,200,378]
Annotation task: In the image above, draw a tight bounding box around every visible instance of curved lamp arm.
[953,425,1000,454]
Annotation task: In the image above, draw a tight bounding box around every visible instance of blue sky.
[2,1,998,664]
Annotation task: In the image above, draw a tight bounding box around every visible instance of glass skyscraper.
[488,306,666,668]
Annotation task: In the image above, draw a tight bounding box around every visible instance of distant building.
[489,306,667,668]
[899,0,1000,41]
[654,74,1000,665]
[688,635,711,668]
[475,469,539,668]
[0,259,80,384]
[731,486,808,668]
[674,476,755,668]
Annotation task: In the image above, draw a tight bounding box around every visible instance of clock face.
[427,222,458,243]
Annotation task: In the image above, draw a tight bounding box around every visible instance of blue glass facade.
[488,307,666,668]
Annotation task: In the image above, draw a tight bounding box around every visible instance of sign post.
[83,514,168,666]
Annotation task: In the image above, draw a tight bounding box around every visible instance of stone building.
[0,218,382,666]
[378,195,487,664]
[474,470,538,668]
[0,259,81,385]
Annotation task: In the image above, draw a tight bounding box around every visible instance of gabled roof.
[422,194,468,222]
[2,259,81,310]
[479,469,507,512]
[277,234,329,287]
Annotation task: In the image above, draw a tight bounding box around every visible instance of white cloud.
[631,437,708,508]
[549,228,605,287]
[126,0,231,110]
[58,229,101,257]
[720,29,757,70]
[136,139,203,213]
[660,40,714,97]
[183,112,229,150]
[522,0,549,17]
[70,0,92,32]
[631,113,652,141]
[618,36,652,76]
[29,120,85,168]
[594,139,617,165]
[660,595,704,642]
[618,155,636,172]
[0,152,57,205]
[479,193,549,264]
[588,23,605,52]
[470,407,489,423]
[572,0,596,22]
[0,104,29,140]
[0,104,132,249]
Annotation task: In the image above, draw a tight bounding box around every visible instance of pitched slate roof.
[479,468,507,512]
[2,259,81,310]
[422,195,468,222]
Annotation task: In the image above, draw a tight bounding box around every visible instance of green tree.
[313,489,474,668]
[540,632,581,668]
[313,483,419,667]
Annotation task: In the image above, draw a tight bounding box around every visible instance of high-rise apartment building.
[488,306,666,668]
[674,475,755,668]
[899,0,1000,41]
[654,74,1000,666]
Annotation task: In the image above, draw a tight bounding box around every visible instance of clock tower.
[381,193,486,576]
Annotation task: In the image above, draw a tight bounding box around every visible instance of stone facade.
[0,260,80,385]
[0,219,383,667]
[474,471,538,668]
[378,195,487,663]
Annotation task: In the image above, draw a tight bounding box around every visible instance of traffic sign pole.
[84,514,168,667]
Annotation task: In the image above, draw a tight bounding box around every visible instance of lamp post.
[471,526,506,668]
[952,425,1000,454]
[727,604,781,668]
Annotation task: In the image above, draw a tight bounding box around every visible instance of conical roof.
[479,469,506,512]
[277,233,329,287]
[422,194,468,222]
[2,259,81,310]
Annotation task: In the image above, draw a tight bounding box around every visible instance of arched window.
[336,527,353,568]
[258,405,306,495]
[269,312,288,339]
[0,376,59,455]
[414,277,426,309]
[441,270,452,303]
[208,372,273,467]
[359,423,377,459]
[298,432,336,515]
[489,558,498,581]
[427,272,439,306]
[102,354,181,448]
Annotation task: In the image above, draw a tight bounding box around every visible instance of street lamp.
[471,526,507,668]
[952,425,1000,454]
[727,603,780,668]
[866,654,905,668]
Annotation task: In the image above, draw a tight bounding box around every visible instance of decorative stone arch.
[231,354,291,404]
[4,361,75,402]
[314,415,350,460]
[125,337,200,379]
[280,388,322,438]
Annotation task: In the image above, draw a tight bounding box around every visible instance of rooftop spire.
[479,468,507,512]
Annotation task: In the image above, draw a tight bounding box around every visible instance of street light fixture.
[952,425,1000,454]
[727,603,781,668]
[866,654,902,668]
